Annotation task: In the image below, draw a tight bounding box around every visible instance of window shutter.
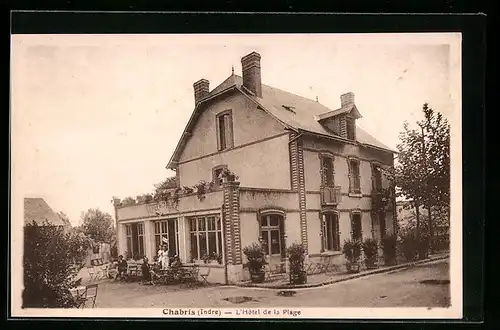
[225,114,234,148]
[347,159,353,193]
[371,164,375,191]
[279,216,286,259]
[216,115,221,151]
[356,163,361,193]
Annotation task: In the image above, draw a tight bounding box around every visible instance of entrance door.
[125,223,145,260]
[260,213,285,267]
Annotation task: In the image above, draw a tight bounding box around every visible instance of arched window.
[258,209,286,259]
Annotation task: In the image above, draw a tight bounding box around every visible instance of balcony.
[320,186,342,206]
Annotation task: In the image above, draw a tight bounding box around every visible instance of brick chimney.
[193,79,210,104]
[340,92,355,107]
[241,51,262,98]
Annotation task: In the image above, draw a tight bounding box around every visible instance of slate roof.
[167,74,395,168]
[207,74,394,152]
[24,198,65,226]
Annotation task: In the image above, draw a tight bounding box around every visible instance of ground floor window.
[351,212,362,241]
[260,213,285,257]
[322,213,340,251]
[154,219,179,257]
[189,215,222,261]
[125,222,145,260]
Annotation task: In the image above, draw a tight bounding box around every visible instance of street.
[95,259,450,308]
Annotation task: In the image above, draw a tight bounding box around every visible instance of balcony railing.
[320,186,342,206]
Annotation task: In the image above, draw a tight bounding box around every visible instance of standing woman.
[157,245,164,269]
[161,244,170,270]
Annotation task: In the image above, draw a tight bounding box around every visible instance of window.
[351,212,362,241]
[125,224,132,258]
[216,110,233,151]
[212,165,228,188]
[346,117,356,140]
[349,158,361,193]
[372,164,383,191]
[189,215,223,260]
[154,219,179,257]
[379,212,386,239]
[322,213,340,251]
[260,214,285,257]
[137,223,145,258]
[320,155,334,186]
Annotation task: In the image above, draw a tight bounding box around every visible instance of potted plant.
[195,181,208,201]
[220,168,239,182]
[243,242,267,283]
[287,243,307,284]
[201,253,210,264]
[362,238,379,269]
[400,233,418,262]
[342,239,362,273]
[417,234,430,260]
[381,234,398,266]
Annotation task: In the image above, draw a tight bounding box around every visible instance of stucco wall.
[116,191,223,221]
[285,212,302,247]
[239,189,299,210]
[180,92,285,162]
[239,212,260,259]
[306,211,322,255]
[179,134,291,189]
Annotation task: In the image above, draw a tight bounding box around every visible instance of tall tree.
[57,211,72,229]
[80,209,115,243]
[153,176,178,202]
[395,103,450,247]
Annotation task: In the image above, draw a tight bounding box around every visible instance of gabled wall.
[177,92,291,189]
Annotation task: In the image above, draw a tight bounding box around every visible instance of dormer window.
[216,110,234,151]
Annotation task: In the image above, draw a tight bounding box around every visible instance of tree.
[23,220,91,308]
[153,176,178,202]
[80,209,115,244]
[395,103,450,248]
[57,211,72,229]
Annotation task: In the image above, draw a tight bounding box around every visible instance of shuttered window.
[348,158,361,193]
[322,213,340,251]
[351,212,362,241]
[320,155,334,186]
[216,110,234,151]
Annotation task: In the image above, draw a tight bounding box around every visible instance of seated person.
[115,255,128,280]
[141,257,152,284]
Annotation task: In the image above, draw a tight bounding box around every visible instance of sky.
[11,33,461,226]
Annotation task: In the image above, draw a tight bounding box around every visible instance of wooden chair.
[198,267,210,286]
[179,265,199,288]
[78,284,98,309]
[86,266,99,282]
[128,264,140,279]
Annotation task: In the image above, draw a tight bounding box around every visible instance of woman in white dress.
[161,245,170,270]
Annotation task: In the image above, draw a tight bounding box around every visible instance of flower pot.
[364,257,378,269]
[289,271,307,285]
[250,270,265,283]
[346,262,360,273]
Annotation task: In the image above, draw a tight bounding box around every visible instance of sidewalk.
[237,251,450,289]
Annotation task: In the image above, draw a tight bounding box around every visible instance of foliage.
[400,232,418,262]
[183,186,194,194]
[136,194,153,204]
[395,103,450,241]
[286,243,306,274]
[243,242,267,273]
[362,238,378,260]
[342,239,362,264]
[153,176,177,202]
[121,196,137,206]
[194,180,213,201]
[381,234,398,263]
[57,212,72,229]
[23,220,91,308]
[80,209,115,244]
[220,168,239,181]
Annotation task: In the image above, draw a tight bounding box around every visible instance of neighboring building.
[24,197,65,227]
[113,51,397,283]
